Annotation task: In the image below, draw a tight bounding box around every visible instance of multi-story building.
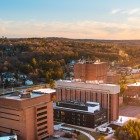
[56,80,120,121]
[0,90,54,140]
[74,61,108,83]
[107,71,121,84]
[124,82,140,97]
[54,101,107,128]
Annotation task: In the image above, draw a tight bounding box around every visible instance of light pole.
[11,80,14,92]
[2,81,5,94]
[107,91,110,123]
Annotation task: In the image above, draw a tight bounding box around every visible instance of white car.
[96,126,114,134]
[25,80,33,86]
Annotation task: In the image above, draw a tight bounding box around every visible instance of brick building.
[74,61,108,82]
[56,80,120,121]
[0,90,54,140]
[124,82,140,97]
[107,71,121,84]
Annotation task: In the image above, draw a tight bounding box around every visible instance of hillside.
[0,37,140,83]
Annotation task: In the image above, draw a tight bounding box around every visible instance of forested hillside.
[0,37,140,82]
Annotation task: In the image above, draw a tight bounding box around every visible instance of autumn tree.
[115,120,140,140]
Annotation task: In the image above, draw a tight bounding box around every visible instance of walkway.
[60,125,95,140]
[76,129,95,140]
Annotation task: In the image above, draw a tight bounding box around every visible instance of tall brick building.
[56,80,120,121]
[74,61,108,82]
[55,61,120,123]
[0,90,54,140]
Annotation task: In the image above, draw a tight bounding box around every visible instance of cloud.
[128,8,140,15]
[111,8,140,16]
[0,19,140,39]
[111,9,122,14]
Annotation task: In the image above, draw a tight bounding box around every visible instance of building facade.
[0,90,54,140]
[124,82,140,97]
[54,101,107,128]
[74,61,108,82]
[56,80,120,121]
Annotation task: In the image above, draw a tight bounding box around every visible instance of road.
[76,129,95,140]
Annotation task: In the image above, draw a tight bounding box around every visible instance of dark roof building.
[54,101,107,128]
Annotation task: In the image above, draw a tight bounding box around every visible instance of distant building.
[0,90,54,140]
[56,80,120,121]
[107,71,121,84]
[124,82,140,97]
[24,80,33,86]
[54,101,107,128]
[74,60,108,83]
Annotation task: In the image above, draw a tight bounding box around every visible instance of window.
[37,111,47,117]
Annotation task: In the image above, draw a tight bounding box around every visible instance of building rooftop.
[0,88,55,101]
[56,80,120,94]
[33,88,56,94]
[127,82,140,87]
[0,89,51,109]
[0,91,43,101]
[54,101,101,113]
[76,60,107,65]
[0,135,17,140]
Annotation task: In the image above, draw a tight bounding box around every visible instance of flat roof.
[57,101,99,107]
[33,88,56,94]
[0,90,51,109]
[0,135,17,140]
[56,80,120,94]
[54,104,103,114]
[127,82,140,87]
[54,101,101,113]
[0,92,42,100]
[113,116,136,126]
[0,88,55,101]
[76,60,107,64]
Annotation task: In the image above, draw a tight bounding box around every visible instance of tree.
[119,74,127,96]
[49,79,55,89]
[31,58,37,68]
[45,71,51,83]
[98,136,105,140]
[115,120,140,140]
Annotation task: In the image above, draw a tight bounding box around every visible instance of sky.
[0,0,140,39]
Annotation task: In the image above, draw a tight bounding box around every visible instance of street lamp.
[2,81,5,94]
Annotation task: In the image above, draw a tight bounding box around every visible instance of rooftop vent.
[19,91,31,98]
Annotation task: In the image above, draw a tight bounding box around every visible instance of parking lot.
[119,105,140,118]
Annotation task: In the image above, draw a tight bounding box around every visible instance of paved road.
[64,124,96,132]
[76,129,95,140]
[119,105,140,118]
[60,126,95,140]
[61,125,95,140]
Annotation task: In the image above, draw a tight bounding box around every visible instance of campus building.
[56,80,120,121]
[0,89,54,140]
[54,101,107,128]
[124,82,140,97]
[74,61,108,83]
[107,71,121,84]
